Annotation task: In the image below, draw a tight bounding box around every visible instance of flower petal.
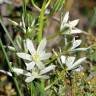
[26,39,36,55]
[63,12,69,23]
[12,67,31,76]
[0,70,12,76]
[40,65,55,75]
[25,76,35,83]
[25,62,35,70]
[69,19,79,28]
[61,55,66,64]
[37,38,47,53]
[17,53,32,61]
[72,47,90,51]
[12,68,24,75]
[69,57,86,70]
[66,56,75,68]
[74,65,83,72]
[61,12,69,31]
[36,75,49,79]
[71,28,82,34]
[36,61,45,70]
[71,39,82,50]
[40,52,52,60]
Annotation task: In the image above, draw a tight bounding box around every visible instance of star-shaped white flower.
[61,55,86,70]
[60,12,83,34]
[12,65,55,83]
[17,38,52,70]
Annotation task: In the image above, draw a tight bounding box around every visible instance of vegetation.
[0,0,96,96]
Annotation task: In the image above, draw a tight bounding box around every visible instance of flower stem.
[37,1,46,43]
[31,0,41,12]
[30,82,35,96]
[0,18,16,49]
[30,83,33,96]
[0,39,23,96]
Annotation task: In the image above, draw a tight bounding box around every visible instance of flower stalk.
[0,39,23,96]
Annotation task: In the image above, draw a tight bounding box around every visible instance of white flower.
[12,65,55,83]
[17,38,52,70]
[61,55,86,70]
[60,12,83,34]
[70,38,90,51]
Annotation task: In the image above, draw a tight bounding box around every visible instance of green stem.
[40,80,45,96]
[0,18,16,49]
[30,82,35,96]
[0,39,23,96]
[31,0,41,12]
[38,1,46,43]
[31,83,33,96]
[31,0,51,12]
[45,0,51,9]
[22,0,26,18]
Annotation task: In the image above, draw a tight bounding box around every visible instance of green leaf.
[51,0,65,15]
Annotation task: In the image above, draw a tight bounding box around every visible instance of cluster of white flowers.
[60,37,87,70]
[1,11,88,83]
[60,12,88,70]
[12,38,55,83]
